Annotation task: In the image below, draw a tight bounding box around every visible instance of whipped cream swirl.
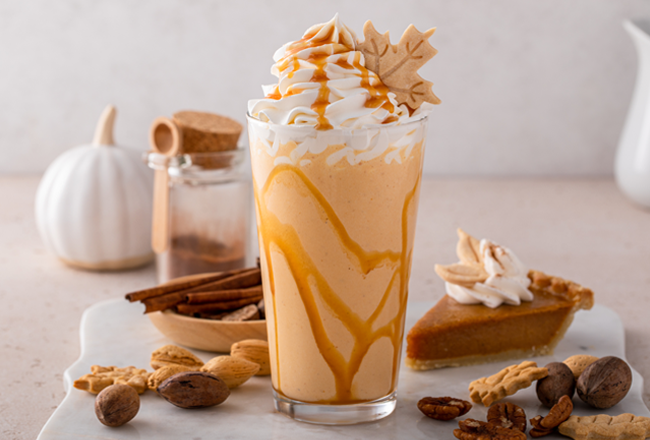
[248,14,416,130]
[446,239,533,309]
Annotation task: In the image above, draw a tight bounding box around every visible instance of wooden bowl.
[147,272,267,352]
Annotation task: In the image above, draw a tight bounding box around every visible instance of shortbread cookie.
[74,365,149,394]
[357,21,440,109]
[559,414,650,440]
[469,361,549,406]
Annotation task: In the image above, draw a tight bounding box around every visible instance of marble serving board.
[38,299,649,440]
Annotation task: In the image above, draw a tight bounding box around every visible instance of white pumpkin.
[35,105,154,270]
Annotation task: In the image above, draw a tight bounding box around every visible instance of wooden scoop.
[149,117,182,254]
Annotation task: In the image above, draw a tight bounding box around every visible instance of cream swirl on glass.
[247,14,416,130]
[435,230,533,309]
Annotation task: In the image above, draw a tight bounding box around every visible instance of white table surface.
[36,299,649,439]
[1,176,649,439]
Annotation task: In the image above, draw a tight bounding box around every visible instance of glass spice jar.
[147,148,251,284]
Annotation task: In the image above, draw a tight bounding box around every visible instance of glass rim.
[145,146,247,182]
[245,112,429,133]
[145,146,246,167]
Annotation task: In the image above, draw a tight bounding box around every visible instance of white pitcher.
[615,20,650,208]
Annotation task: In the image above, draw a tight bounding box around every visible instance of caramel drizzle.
[265,86,281,101]
[254,163,421,403]
[288,57,300,79]
[352,52,394,114]
[309,54,333,130]
[264,34,399,127]
[283,26,338,58]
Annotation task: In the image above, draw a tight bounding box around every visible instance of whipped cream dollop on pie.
[435,229,533,308]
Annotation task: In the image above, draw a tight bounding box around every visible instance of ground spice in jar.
[166,235,246,280]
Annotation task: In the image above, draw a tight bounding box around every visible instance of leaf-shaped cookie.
[559,414,650,440]
[456,228,482,266]
[358,21,440,109]
[74,365,150,394]
[469,361,549,406]
[435,263,488,287]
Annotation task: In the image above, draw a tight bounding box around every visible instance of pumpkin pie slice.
[405,231,594,370]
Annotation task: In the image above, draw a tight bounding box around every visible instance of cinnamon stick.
[142,291,187,314]
[124,268,249,302]
[185,286,263,305]
[182,268,261,294]
[197,311,231,320]
[175,296,263,315]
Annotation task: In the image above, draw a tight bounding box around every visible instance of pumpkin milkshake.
[247,14,439,424]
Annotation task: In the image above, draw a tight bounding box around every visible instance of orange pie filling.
[406,256,594,370]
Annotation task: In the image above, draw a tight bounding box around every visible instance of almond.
[230,339,271,376]
[148,364,198,391]
[201,356,260,388]
[563,354,599,380]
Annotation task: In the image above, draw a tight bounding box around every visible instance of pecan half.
[529,416,554,438]
[454,419,527,440]
[530,416,545,429]
[530,427,554,438]
[418,396,472,421]
[487,402,527,432]
[540,395,573,429]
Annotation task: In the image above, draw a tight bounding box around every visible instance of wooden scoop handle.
[151,169,170,253]
[149,117,183,253]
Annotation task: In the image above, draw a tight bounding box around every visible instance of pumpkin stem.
[92,105,116,146]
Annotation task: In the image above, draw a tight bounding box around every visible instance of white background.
[0,0,647,175]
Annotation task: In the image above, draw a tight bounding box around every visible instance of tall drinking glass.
[247,115,428,425]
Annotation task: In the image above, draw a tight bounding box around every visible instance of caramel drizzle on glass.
[253,162,421,404]
[264,30,398,128]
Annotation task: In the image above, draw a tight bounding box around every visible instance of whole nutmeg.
[95,384,140,427]
[157,371,230,409]
[536,362,575,408]
[576,356,632,409]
